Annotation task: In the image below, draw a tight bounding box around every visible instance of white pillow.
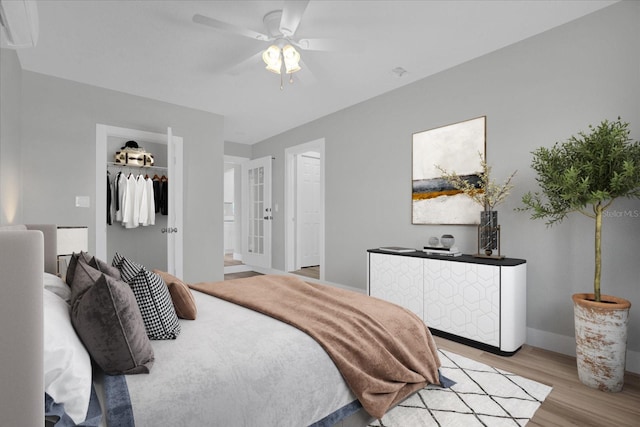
[44,272,71,303]
[44,288,92,423]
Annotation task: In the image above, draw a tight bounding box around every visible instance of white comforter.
[121,289,357,426]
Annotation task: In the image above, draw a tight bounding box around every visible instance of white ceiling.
[13,0,616,144]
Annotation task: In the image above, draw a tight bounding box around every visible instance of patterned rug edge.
[369,349,553,427]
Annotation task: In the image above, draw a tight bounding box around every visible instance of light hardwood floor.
[223,253,243,267]
[224,268,321,280]
[434,336,640,426]
[290,265,320,280]
[223,271,262,280]
[222,272,640,426]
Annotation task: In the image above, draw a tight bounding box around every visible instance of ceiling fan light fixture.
[282,44,301,74]
[262,44,282,74]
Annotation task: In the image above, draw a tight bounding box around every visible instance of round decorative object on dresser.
[428,236,439,246]
[440,234,455,248]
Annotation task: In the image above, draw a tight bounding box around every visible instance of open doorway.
[223,155,251,274]
[285,139,325,281]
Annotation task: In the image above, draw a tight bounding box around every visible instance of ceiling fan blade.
[225,50,265,76]
[279,0,310,37]
[294,58,318,86]
[193,14,270,41]
[295,38,362,52]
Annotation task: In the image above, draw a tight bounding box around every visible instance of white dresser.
[368,249,526,355]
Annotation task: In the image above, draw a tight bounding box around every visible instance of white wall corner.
[527,327,639,375]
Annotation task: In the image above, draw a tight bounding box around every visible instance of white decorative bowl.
[440,234,455,249]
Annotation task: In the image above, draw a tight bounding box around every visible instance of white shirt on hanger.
[142,177,155,226]
[122,173,139,229]
[136,174,147,227]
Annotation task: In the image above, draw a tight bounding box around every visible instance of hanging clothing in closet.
[153,176,162,213]
[122,173,138,228]
[108,170,164,227]
[107,172,113,225]
[115,171,126,223]
[160,177,168,216]
[151,174,169,216]
[142,176,155,226]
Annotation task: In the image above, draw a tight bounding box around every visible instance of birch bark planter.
[572,293,631,392]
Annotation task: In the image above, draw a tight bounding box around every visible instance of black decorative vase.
[479,210,499,256]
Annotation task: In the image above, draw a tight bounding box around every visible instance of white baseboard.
[527,327,639,375]
[223,264,253,274]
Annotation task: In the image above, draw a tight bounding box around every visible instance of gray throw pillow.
[70,262,154,375]
[65,251,92,286]
[88,256,121,280]
[68,256,120,302]
[68,256,97,302]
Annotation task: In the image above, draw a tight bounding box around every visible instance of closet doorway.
[285,139,325,281]
[95,125,183,277]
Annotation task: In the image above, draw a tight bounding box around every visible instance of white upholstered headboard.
[26,224,58,275]
[0,224,57,426]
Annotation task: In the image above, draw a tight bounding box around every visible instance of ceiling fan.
[193,0,344,88]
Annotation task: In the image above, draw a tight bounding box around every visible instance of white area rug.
[369,349,553,427]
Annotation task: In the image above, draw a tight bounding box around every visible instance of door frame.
[241,156,273,268]
[223,155,251,274]
[95,124,183,277]
[295,151,321,269]
[285,138,325,280]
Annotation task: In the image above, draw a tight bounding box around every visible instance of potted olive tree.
[520,118,640,392]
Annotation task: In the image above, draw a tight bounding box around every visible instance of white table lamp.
[56,226,88,274]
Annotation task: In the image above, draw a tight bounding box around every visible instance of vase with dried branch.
[436,152,517,257]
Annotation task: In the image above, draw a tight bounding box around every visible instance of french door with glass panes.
[242,156,272,268]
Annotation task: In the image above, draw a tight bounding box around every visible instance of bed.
[0,225,446,426]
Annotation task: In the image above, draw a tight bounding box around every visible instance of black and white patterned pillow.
[116,254,140,282]
[118,256,181,340]
[111,252,125,271]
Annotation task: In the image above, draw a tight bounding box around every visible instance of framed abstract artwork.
[412,116,486,224]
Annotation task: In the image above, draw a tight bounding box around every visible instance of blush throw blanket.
[190,275,442,419]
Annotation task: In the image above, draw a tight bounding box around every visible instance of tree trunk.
[594,203,602,302]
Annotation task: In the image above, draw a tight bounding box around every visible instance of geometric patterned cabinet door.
[368,250,527,355]
[369,252,423,320]
[424,259,499,347]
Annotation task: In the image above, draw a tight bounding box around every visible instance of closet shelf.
[107,161,167,171]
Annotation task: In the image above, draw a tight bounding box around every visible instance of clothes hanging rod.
[107,162,167,171]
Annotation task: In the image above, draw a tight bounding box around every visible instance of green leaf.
[518,117,640,299]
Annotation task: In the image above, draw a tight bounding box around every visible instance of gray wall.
[252,1,640,355]
[0,49,23,225]
[14,71,224,283]
[224,140,252,158]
